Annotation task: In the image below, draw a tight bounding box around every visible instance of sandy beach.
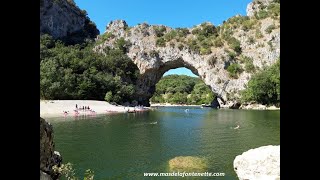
[40,100,139,118]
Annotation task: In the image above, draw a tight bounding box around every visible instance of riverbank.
[151,102,280,110]
[239,104,280,110]
[40,100,145,118]
[150,103,201,107]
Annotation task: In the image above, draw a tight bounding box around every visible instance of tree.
[104,91,113,102]
[242,59,280,106]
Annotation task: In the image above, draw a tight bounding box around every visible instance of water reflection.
[48,108,279,179]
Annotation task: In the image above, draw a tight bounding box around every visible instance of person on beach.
[74,109,79,116]
[76,104,78,109]
[63,111,68,116]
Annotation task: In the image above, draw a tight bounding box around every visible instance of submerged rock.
[233,145,280,180]
[169,156,208,172]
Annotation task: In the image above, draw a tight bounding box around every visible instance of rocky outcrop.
[239,103,280,110]
[94,0,280,107]
[247,0,275,17]
[234,145,280,180]
[40,117,62,180]
[40,0,99,44]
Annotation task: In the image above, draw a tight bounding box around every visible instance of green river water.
[47,107,280,179]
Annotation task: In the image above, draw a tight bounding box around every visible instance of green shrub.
[265,24,276,34]
[244,57,255,73]
[53,163,94,180]
[255,29,263,39]
[212,37,222,47]
[200,47,211,55]
[153,26,166,37]
[187,39,200,53]
[242,19,256,31]
[192,23,217,37]
[191,28,200,35]
[225,37,241,54]
[239,55,252,63]
[104,91,113,102]
[176,28,189,37]
[268,3,280,17]
[227,63,243,78]
[255,10,268,19]
[164,30,177,41]
[199,38,213,48]
[115,37,131,53]
[227,50,237,60]
[101,32,114,41]
[156,37,166,47]
[96,32,114,44]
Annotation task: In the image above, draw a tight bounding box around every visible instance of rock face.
[40,0,99,44]
[94,0,280,106]
[234,145,280,180]
[40,117,62,180]
[247,0,275,17]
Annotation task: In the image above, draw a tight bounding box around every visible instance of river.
[47,107,280,179]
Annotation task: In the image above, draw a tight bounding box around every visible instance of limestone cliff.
[247,0,278,17]
[40,0,99,44]
[40,117,62,180]
[93,0,280,107]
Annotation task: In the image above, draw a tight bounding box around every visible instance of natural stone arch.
[93,17,280,107]
[133,53,225,107]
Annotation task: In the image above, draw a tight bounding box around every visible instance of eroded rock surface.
[40,117,62,180]
[234,145,280,180]
[93,1,280,106]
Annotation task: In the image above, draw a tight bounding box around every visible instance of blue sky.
[74,0,252,77]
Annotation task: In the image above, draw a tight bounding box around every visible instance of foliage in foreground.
[52,163,94,180]
[241,59,280,106]
[150,75,215,105]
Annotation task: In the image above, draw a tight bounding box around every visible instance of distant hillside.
[150,75,215,105]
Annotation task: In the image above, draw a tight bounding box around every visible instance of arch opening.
[134,58,222,107]
[150,68,216,106]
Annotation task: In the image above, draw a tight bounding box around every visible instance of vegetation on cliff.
[151,0,279,79]
[241,59,280,106]
[150,75,215,105]
[40,34,139,104]
[53,162,94,180]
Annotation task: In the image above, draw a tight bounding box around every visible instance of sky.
[74,0,252,77]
